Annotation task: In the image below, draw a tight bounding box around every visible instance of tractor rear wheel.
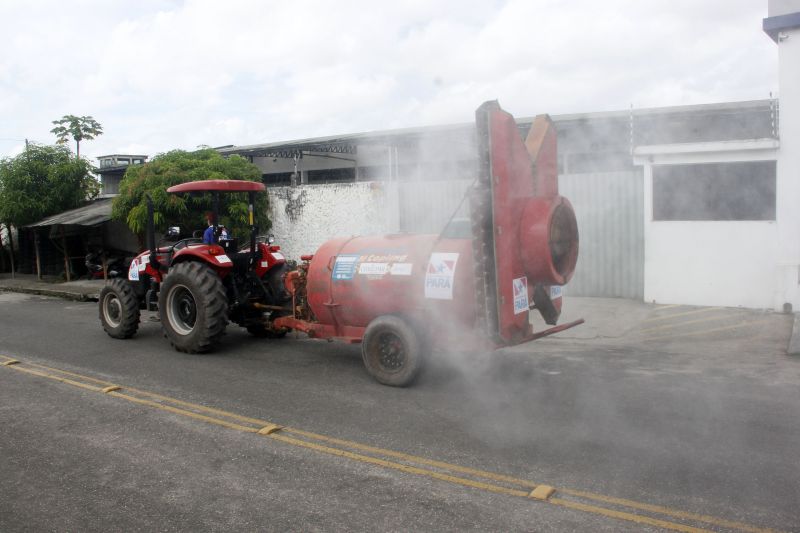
[99,278,140,339]
[159,261,228,353]
[361,315,424,387]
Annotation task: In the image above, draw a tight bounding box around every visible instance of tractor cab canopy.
[167,180,265,194]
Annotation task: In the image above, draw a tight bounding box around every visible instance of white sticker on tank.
[424,253,459,300]
[390,263,413,276]
[332,255,358,281]
[358,262,388,276]
[216,254,232,264]
[271,252,285,261]
[513,277,529,315]
[550,285,563,299]
[261,261,269,268]
[128,259,139,281]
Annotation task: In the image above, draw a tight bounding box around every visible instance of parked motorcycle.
[85,251,129,279]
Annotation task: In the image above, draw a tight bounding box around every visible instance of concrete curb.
[0,286,98,302]
[788,314,800,355]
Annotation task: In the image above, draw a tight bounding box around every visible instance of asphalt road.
[1,291,798,532]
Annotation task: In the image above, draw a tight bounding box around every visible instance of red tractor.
[98,180,291,352]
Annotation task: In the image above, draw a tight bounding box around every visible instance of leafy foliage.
[111,149,269,241]
[0,144,99,227]
[50,115,103,158]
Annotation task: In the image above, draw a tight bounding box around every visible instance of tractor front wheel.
[99,278,141,339]
[361,315,424,387]
[159,261,228,353]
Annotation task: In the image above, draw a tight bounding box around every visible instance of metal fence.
[558,171,644,299]
[396,171,644,299]
[397,179,474,234]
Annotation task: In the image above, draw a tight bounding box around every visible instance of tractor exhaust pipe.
[248,191,257,267]
[145,194,161,271]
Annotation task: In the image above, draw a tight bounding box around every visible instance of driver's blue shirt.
[202,225,216,244]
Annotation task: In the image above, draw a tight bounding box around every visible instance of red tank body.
[304,234,477,347]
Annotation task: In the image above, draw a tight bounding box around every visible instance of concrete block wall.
[267,182,400,260]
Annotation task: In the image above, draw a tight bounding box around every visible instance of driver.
[202,213,217,244]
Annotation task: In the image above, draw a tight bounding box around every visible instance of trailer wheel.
[362,315,424,387]
[99,278,140,339]
[159,261,228,353]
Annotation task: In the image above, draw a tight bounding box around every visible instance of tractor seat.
[219,238,238,255]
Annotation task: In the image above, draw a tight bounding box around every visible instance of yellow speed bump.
[529,485,556,501]
[2,360,20,366]
[257,424,284,435]
[101,385,121,393]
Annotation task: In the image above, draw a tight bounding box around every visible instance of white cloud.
[0,0,778,162]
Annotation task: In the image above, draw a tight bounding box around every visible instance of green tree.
[0,144,99,228]
[112,148,269,242]
[50,115,103,158]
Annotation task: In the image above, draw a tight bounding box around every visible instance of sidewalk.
[0,273,105,301]
[1,273,795,353]
[1,273,649,331]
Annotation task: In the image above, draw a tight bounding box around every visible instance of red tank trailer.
[274,101,582,386]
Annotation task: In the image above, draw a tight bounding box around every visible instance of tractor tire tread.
[159,261,228,353]
[99,278,141,339]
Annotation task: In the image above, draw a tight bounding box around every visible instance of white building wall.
[637,141,779,308]
[772,2,800,310]
[645,221,778,307]
[637,2,800,310]
[267,182,400,260]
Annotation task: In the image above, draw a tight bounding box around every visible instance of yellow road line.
[550,498,710,533]
[27,362,117,386]
[559,489,777,533]
[0,355,781,533]
[281,427,778,532]
[8,364,104,393]
[643,307,722,323]
[124,386,274,426]
[643,319,772,342]
[640,314,732,334]
[284,427,542,488]
[26,362,276,427]
[106,391,261,433]
[268,433,530,498]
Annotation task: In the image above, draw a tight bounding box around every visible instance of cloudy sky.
[0,0,777,163]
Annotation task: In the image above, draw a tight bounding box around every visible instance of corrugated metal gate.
[398,179,473,234]
[558,171,643,299]
[397,171,644,299]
